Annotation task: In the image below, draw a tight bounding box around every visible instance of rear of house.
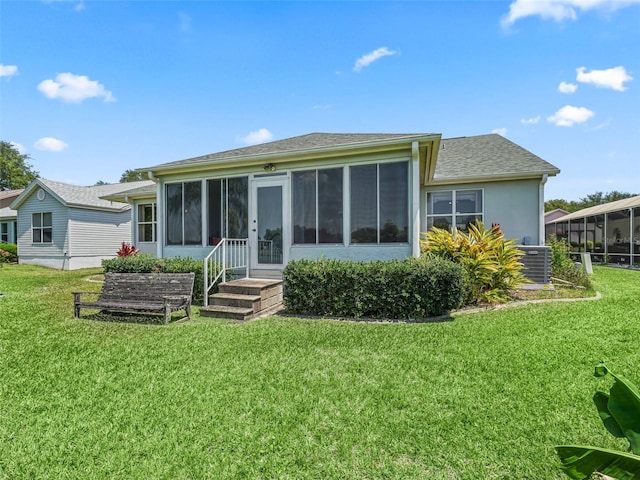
[125,132,558,280]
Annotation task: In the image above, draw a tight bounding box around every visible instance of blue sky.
[1,0,638,201]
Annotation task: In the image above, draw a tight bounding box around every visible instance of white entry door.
[250,177,289,270]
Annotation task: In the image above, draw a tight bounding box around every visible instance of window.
[293,167,343,244]
[32,212,52,243]
[207,176,248,244]
[426,189,483,232]
[350,161,408,244]
[0,222,7,243]
[137,203,157,243]
[166,181,202,246]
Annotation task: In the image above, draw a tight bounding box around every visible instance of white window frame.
[137,202,157,243]
[426,189,484,232]
[32,212,53,244]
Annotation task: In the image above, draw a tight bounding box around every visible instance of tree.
[545,190,639,213]
[0,141,39,190]
[120,169,146,183]
[94,180,108,185]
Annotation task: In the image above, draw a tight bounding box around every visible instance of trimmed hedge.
[102,254,209,303]
[283,257,467,319]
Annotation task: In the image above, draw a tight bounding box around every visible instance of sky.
[1,0,639,201]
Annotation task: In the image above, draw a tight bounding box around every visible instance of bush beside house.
[283,257,467,319]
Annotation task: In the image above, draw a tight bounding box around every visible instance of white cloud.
[558,81,578,94]
[38,72,115,103]
[353,47,398,72]
[547,105,595,126]
[238,128,273,146]
[0,64,18,78]
[576,66,633,91]
[34,137,69,152]
[178,12,192,32]
[521,116,541,125]
[492,128,508,136]
[42,0,85,12]
[502,0,640,27]
[10,142,26,154]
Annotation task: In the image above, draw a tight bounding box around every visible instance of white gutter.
[539,174,548,245]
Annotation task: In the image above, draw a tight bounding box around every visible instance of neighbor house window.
[293,167,343,244]
[350,161,408,243]
[166,181,202,245]
[426,189,483,232]
[32,212,52,243]
[137,203,157,243]
[0,222,7,243]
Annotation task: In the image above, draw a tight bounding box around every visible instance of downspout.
[411,141,420,258]
[538,174,548,245]
[148,171,162,259]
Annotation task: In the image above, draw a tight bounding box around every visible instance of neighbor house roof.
[0,189,23,219]
[140,132,440,174]
[10,179,155,212]
[433,134,560,183]
[546,195,640,223]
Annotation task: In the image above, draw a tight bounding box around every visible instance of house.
[10,179,154,269]
[122,132,558,282]
[546,195,640,265]
[0,189,23,244]
[544,208,569,241]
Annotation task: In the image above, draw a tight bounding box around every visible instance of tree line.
[1,141,146,190]
[545,191,639,213]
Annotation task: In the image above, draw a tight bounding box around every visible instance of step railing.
[204,238,249,306]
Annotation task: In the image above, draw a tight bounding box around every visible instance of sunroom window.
[350,161,408,243]
[166,181,202,246]
[292,167,343,244]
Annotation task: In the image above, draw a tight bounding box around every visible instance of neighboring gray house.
[121,132,559,281]
[0,189,23,244]
[10,179,153,269]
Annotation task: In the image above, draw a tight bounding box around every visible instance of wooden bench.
[73,272,195,324]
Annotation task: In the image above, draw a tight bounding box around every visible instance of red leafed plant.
[117,242,139,257]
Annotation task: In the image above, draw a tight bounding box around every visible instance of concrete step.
[210,292,261,311]
[203,278,284,320]
[199,304,254,321]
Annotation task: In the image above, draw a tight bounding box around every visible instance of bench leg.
[164,308,170,324]
[186,303,192,319]
[74,305,80,318]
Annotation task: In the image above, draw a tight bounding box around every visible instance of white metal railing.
[203,238,248,306]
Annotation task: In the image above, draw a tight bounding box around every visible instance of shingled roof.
[434,134,560,181]
[11,179,155,211]
[143,132,437,171]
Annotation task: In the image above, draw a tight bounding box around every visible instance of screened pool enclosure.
[546,195,640,266]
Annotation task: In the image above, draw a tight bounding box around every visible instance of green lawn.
[1,265,638,479]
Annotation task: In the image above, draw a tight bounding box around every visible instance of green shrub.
[420,221,528,304]
[282,257,467,319]
[0,243,18,263]
[102,255,209,303]
[547,235,592,288]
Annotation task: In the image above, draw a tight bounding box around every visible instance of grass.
[1,265,639,479]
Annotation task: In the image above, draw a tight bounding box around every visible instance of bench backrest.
[99,272,195,303]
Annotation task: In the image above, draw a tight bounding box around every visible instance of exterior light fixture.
[263,163,276,172]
